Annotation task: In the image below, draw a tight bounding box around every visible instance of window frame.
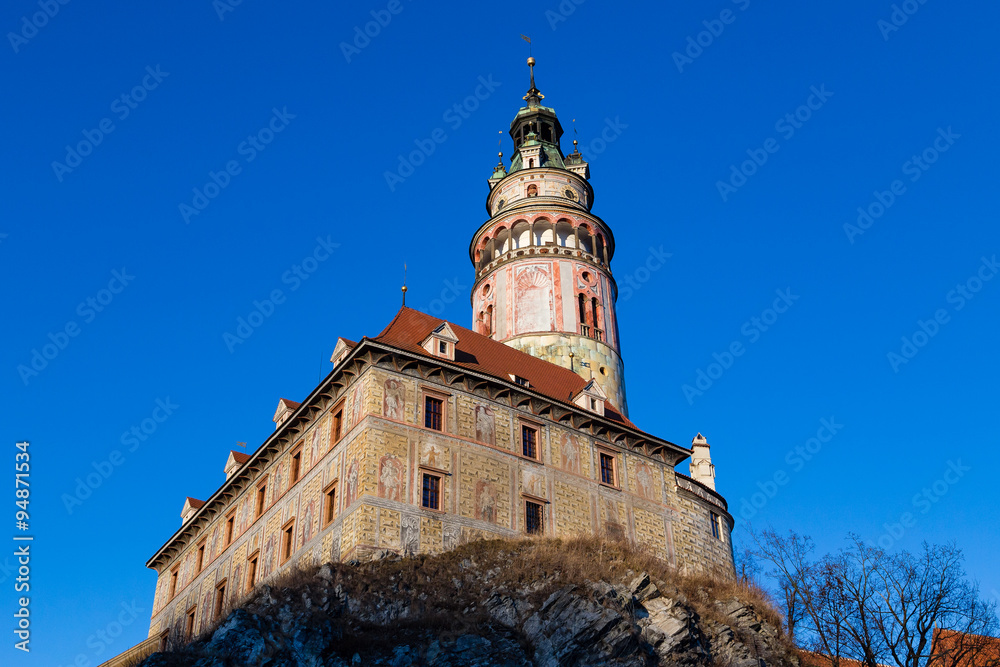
[519,420,542,461]
[289,445,303,485]
[420,471,442,511]
[524,498,544,535]
[195,539,206,573]
[322,480,338,527]
[331,402,345,444]
[185,606,197,639]
[214,579,227,621]
[245,551,259,593]
[421,389,449,432]
[168,566,179,599]
[224,511,236,547]
[597,447,619,488]
[255,476,269,518]
[710,511,724,542]
[280,519,296,565]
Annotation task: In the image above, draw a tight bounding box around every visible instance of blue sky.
[3,0,999,663]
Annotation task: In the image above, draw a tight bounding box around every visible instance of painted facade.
[142,58,736,646]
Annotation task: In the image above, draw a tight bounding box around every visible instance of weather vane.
[520,34,532,57]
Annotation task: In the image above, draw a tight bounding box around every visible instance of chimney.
[690,433,716,491]
[180,497,204,524]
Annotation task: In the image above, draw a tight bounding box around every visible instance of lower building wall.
[147,367,733,641]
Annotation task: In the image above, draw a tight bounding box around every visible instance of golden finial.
[401,263,408,306]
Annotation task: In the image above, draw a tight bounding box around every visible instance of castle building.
[142,59,736,648]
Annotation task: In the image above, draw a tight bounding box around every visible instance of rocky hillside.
[139,537,797,667]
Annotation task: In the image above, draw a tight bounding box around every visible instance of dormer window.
[420,323,459,361]
[509,374,530,388]
[572,379,607,416]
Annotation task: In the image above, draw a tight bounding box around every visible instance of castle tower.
[690,433,716,491]
[469,58,628,415]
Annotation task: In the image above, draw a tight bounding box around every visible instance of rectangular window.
[323,482,338,527]
[290,449,302,484]
[169,567,179,599]
[225,513,235,547]
[246,552,259,593]
[214,579,227,620]
[439,341,448,354]
[525,501,543,535]
[710,512,722,541]
[281,520,295,564]
[424,396,443,431]
[196,541,206,573]
[256,482,267,518]
[421,473,441,510]
[185,607,196,638]
[599,452,617,486]
[521,424,538,459]
[333,408,343,443]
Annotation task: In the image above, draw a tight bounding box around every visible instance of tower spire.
[523,56,544,107]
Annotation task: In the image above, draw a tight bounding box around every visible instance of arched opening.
[512,221,530,249]
[576,223,594,254]
[526,183,538,197]
[591,297,602,341]
[578,293,586,325]
[486,305,494,337]
[594,234,606,265]
[534,219,554,246]
[494,227,510,258]
[556,220,575,248]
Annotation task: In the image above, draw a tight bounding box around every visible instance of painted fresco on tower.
[383,377,405,421]
[475,404,495,445]
[378,455,405,501]
[514,265,553,334]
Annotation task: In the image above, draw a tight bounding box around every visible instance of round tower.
[469,58,628,415]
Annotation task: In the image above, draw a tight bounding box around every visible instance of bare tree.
[746,528,998,667]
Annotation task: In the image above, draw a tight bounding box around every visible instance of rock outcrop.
[140,538,796,667]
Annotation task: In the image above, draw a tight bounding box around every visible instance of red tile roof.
[229,451,251,464]
[184,497,205,508]
[373,307,640,431]
[932,628,1000,666]
[798,651,883,667]
[278,398,300,410]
